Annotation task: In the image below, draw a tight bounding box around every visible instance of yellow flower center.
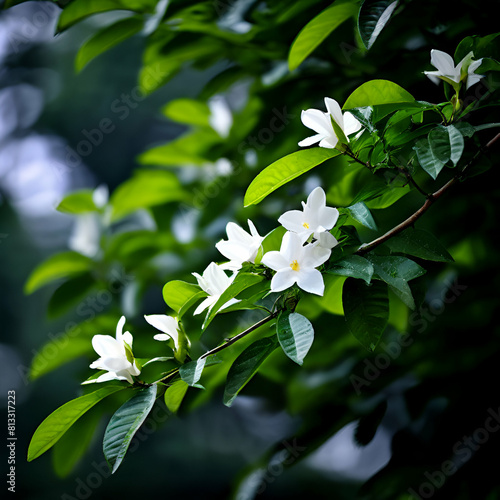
[290,260,300,271]
[302,222,310,229]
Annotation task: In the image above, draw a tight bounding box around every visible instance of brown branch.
[356,131,500,256]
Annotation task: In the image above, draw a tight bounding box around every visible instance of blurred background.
[1,1,500,499]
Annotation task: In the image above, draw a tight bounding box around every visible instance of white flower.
[424,49,484,90]
[208,95,233,138]
[261,232,330,296]
[298,97,362,149]
[278,187,339,249]
[68,213,101,257]
[86,316,140,384]
[192,262,239,315]
[215,219,264,270]
[144,314,184,352]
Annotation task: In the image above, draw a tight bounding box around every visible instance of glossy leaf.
[276,311,314,365]
[103,385,157,473]
[162,280,206,318]
[358,0,399,49]
[343,80,414,110]
[28,385,125,461]
[288,1,358,70]
[179,357,207,386]
[327,255,374,284]
[244,148,341,206]
[342,279,389,351]
[164,380,189,414]
[56,190,98,214]
[223,336,279,407]
[384,228,454,262]
[347,202,378,230]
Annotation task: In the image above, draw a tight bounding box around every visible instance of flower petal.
[280,231,303,263]
[430,49,456,76]
[92,335,123,358]
[278,209,307,233]
[194,295,217,316]
[301,109,333,136]
[144,314,179,338]
[115,316,126,339]
[270,268,296,292]
[318,137,337,149]
[296,268,325,295]
[261,250,288,271]
[298,133,323,147]
[324,97,344,131]
[343,111,362,136]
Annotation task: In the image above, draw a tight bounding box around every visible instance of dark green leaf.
[358,0,399,49]
[342,279,389,351]
[384,228,454,262]
[223,336,279,407]
[347,202,378,230]
[179,357,207,386]
[327,255,374,284]
[47,273,97,319]
[276,311,314,365]
[103,385,157,473]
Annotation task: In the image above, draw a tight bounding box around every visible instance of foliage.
[7,0,500,497]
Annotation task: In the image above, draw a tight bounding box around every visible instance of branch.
[157,310,279,385]
[356,132,500,255]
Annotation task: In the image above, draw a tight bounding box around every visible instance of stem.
[157,310,280,385]
[356,131,500,255]
[395,166,429,198]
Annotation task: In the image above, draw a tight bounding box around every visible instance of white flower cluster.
[86,187,339,385]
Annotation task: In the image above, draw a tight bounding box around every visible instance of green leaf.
[244,148,341,206]
[202,273,264,330]
[342,279,389,351]
[343,80,414,110]
[110,169,187,221]
[179,357,207,386]
[347,202,378,230]
[164,380,189,414]
[56,190,98,214]
[358,0,399,49]
[366,255,426,309]
[327,255,374,284]
[162,280,206,318]
[24,251,93,294]
[276,311,314,366]
[315,275,346,315]
[57,0,156,32]
[52,410,101,478]
[414,125,464,179]
[223,336,279,407]
[288,1,358,70]
[162,98,211,127]
[254,226,287,264]
[27,386,125,461]
[384,228,454,263]
[75,17,144,72]
[103,385,157,473]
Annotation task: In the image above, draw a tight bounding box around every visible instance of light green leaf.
[223,336,279,407]
[164,380,189,414]
[288,1,358,70]
[56,190,98,214]
[162,280,206,318]
[276,311,314,366]
[110,169,187,221]
[24,252,93,295]
[384,228,454,263]
[343,80,414,110]
[76,17,144,72]
[244,148,341,206]
[342,279,389,351]
[162,98,211,127]
[28,386,125,462]
[327,255,374,284]
[358,0,399,49]
[347,202,378,230]
[103,385,157,473]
